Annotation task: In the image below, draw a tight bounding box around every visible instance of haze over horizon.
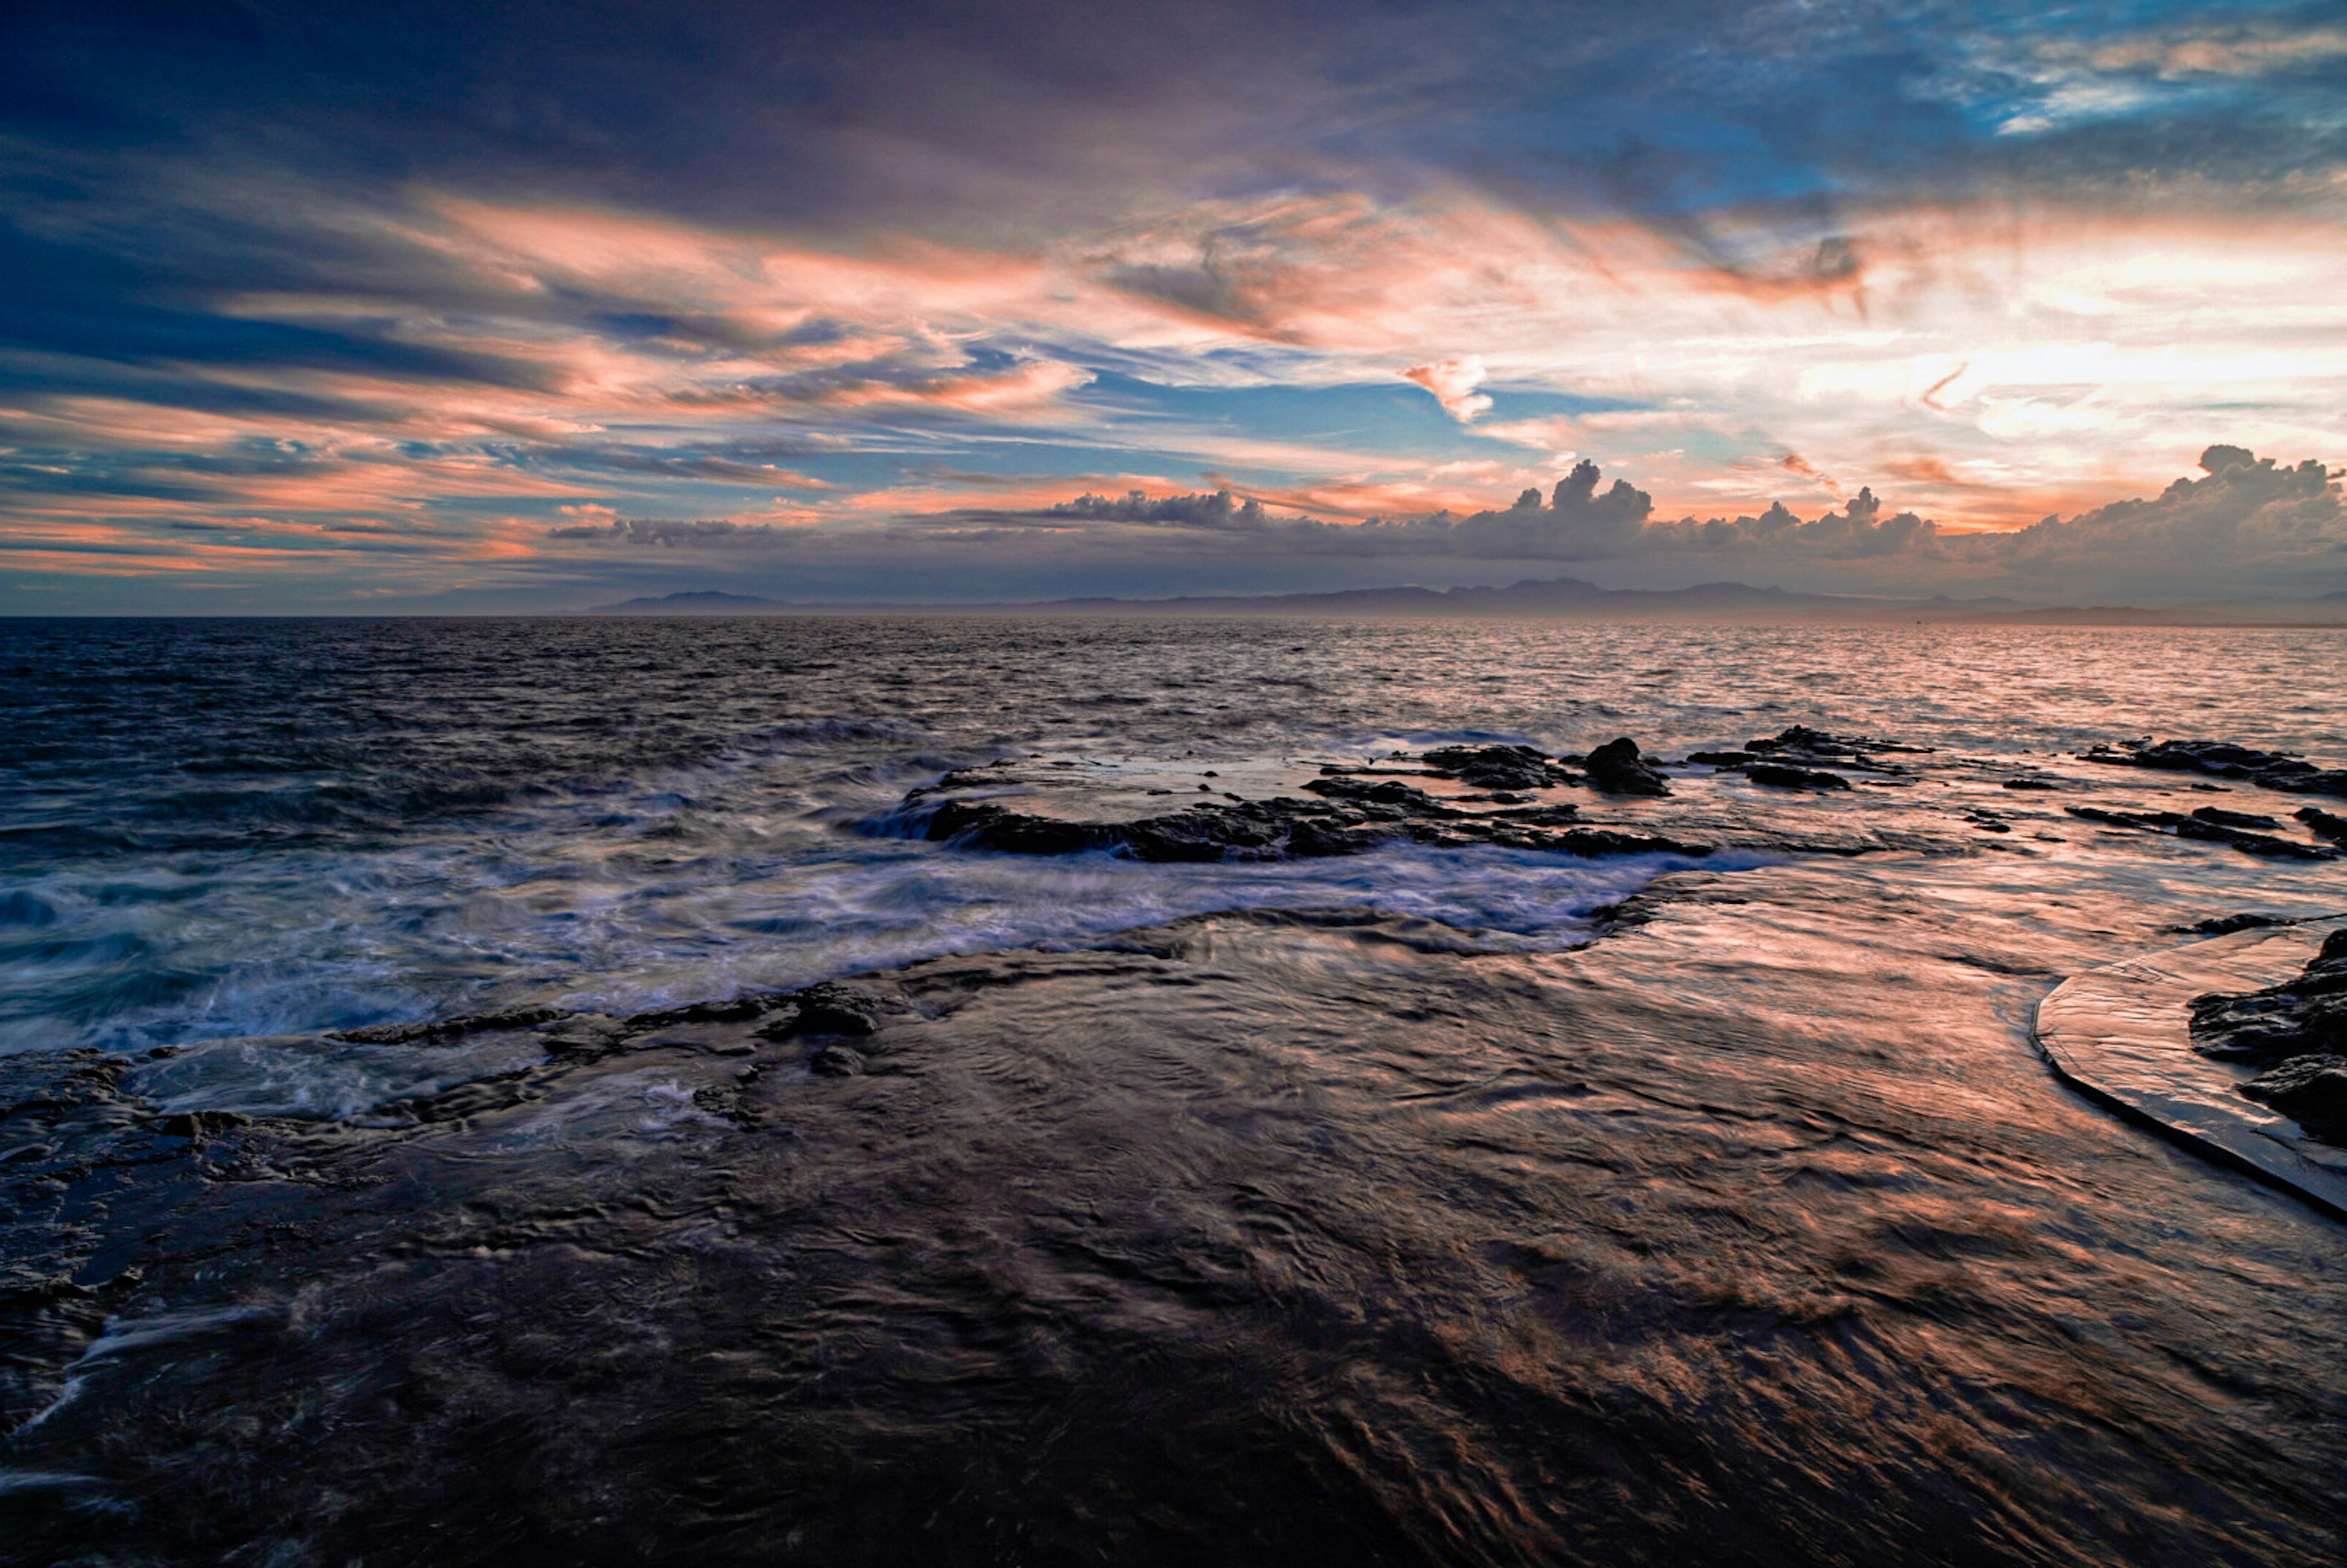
[5,1,2346,612]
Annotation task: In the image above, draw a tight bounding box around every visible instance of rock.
[624,996,779,1031]
[2191,805,2280,830]
[925,800,1105,855]
[763,983,888,1038]
[1119,807,1285,862]
[2190,929,2347,1061]
[331,1005,573,1046]
[2239,1054,2347,1141]
[536,1014,630,1055]
[1745,763,1851,791]
[1284,818,1394,858]
[1300,776,1452,813]
[1686,750,1754,766]
[2082,738,2347,800]
[1548,828,1712,858]
[807,1045,867,1077]
[1747,725,1933,758]
[1583,737,1670,797]
[1418,744,1580,791]
[147,1110,252,1141]
[2002,777,2060,791]
[2174,913,2294,936]
[2297,805,2347,844]
[1487,804,1582,827]
[2065,805,2337,861]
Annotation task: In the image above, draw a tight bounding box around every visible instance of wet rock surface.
[2084,738,2347,799]
[898,747,1716,862]
[875,730,2347,871]
[1417,742,1583,791]
[2066,805,2337,861]
[2299,805,2347,844]
[2192,929,2347,1143]
[1744,763,1853,791]
[8,877,2347,1567]
[2192,931,2347,1053]
[2242,1055,2347,1140]
[1582,736,1671,796]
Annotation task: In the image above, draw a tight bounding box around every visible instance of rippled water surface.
[6,615,2347,1566]
[5,615,2340,1056]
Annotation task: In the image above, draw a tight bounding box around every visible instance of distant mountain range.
[582,580,2347,625]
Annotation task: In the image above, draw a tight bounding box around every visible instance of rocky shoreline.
[6,728,2347,1565]
[873,728,2341,868]
[2192,928,2347,1141]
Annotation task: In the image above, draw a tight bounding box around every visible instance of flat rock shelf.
[2035,919,2347,1220]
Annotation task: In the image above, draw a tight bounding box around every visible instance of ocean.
[2,614,2345,1565]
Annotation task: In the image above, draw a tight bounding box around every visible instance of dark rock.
[1488,804,1582,827]
[1746,725,1933,758]
[624,996,779,1031]
[1300,776,1452,813]
[2064,805,2337,860]
[147,1110,252,1141]
[2175,913,2294,936]
[2002,777,2060,791]
[2191,805,2280,830]
[808,1045,867,1077]
[2082,738,2347,799]
[925,800,1106,855]
[2297,805,2347,844]
[1584,737,1670,797]
[331,1005,572,1046]
[2239,1054,2347,1141]
[1285,818,1394,858]
[1120,808,1282,862]
[1548,828,1712,858]
[1745,763,1852,792]
[1686,750,1754,766]
[2190,929,2347,1061]
[1418,744,1580,791]
[762,983,888,1038]
[536,1014,629,1054]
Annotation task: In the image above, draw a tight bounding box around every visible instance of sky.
[4,0,2345,611]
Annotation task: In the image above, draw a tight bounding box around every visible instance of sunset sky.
[4,0,2345,610]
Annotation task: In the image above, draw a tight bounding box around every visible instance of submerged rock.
[2297,805,2347,844]
[808,1044,867,1077]
[906,760,1694,864]
[329,1005,573,1046]
[1744,763,1852,792]
[2083,738,2347,799]
[2240,1053,2347,1142]
[1583,736,1670,796]
[2065,805,2338,861]
[2191,804,2280,830]
[1746,723,1933,758]
[1417,743,1581,791]
[2189,928,2347,1061]
[766,982,891,1038]
[1299,775,1453,813]
[2175,912,2296,937]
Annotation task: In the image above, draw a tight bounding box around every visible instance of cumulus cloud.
[820,446,2346,601]
[1401,356,1492,423]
